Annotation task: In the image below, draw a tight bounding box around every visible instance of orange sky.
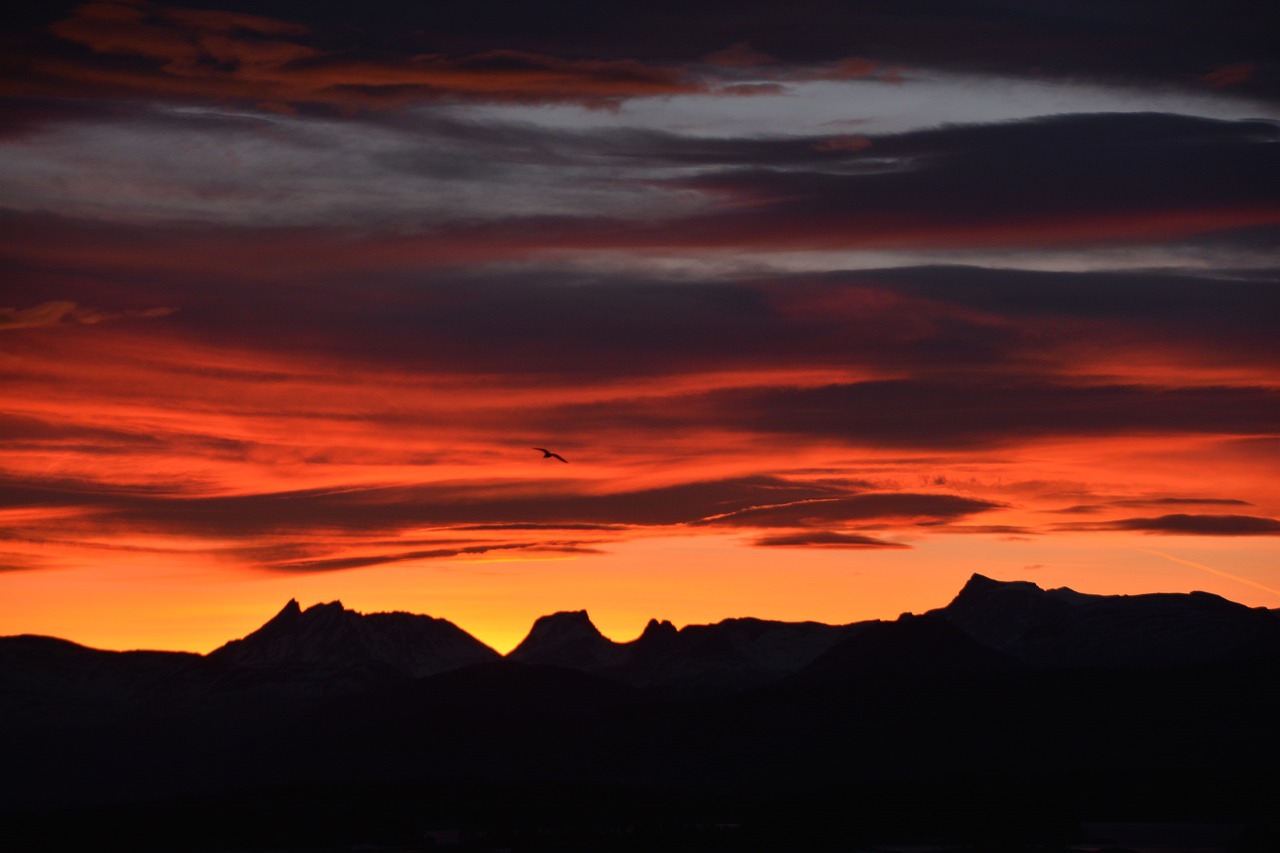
[2,1,1277,653]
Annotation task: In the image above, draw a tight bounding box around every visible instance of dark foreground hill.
[3,575,1279,852]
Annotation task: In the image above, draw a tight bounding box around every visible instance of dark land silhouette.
[3,574,1278,851]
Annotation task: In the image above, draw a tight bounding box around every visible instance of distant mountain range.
[4,574,1278,851]
[9,573,1276,702]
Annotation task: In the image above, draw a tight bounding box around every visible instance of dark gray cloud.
[698,382,1279,449]
[938,525,1037,537]
[0,471,1007,569]
[1128,498,1255,507]
[8,251,1277,456]
[840,264,1280,325]
[752,530,909,549]
[0,474,853,537]
[267,541,603,573]
[652,113,1280,247]
[1052,497,1255,515]
[19,244,1277,383]
[363,114,1280,252]
[1085,514,1280,535]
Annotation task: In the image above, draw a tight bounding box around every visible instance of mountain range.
[8,573,1277,704]
[4,574,1278,851]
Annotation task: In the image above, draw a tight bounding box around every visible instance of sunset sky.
[3,0,1278,654]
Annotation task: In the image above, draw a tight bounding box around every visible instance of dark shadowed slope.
[792,610,1020,682]
[0,634,209,720]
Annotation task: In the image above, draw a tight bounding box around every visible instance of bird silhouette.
[533,447,568,463]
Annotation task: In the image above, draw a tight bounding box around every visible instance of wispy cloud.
[753,530,909,549]
[0,301,174,331]
[1139,547,1280,597]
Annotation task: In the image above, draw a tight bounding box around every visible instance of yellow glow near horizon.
[3,532,1276,656]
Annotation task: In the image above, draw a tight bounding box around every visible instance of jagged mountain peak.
[208,599,499,677]
[640,618,678,641]
[307,599,345,612]
[952,573,1095,607]
[953,573,1044,599]
[258,597,302,627]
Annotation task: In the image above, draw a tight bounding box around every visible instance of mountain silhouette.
[209,598,501,678]
[507,609,627,670]
[9,575,1276,703]
[940,572,1280,668]
[600,615,856,694]
[3,575,1278,851]
[507,609,856,694]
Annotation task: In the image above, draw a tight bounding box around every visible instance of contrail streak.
[1137,547,1280,598]
[697,497,845,524]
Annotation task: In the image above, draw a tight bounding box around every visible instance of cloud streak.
[0,301,174,331]
[1100,514,1280,536]
[753,531,909,549]
[0,470,1001,573]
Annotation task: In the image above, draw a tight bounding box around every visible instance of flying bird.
[534,447,568,463]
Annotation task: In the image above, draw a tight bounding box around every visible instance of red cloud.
[812,135,872,152]
[0,300,173,331]
[1200,61,1259,89]
[34,1,700,108]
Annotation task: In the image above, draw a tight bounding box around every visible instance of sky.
[2,0,1278,654]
